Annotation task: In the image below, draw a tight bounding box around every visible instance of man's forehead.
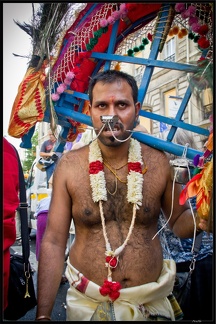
[95,78,126,87]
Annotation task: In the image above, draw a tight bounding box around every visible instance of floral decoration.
[99,280,121,301]
[105,255,118,268]
[127,38,149,57]
[89,138,144,301]
[51,3,128,103]
[51,71,75,101]
[89,138,143,207]
[147,33,153,42]
[169,26,188,39]
[174,3,211,50]
[99,3,128,28]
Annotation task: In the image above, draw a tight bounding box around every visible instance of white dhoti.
[65,258,178,321]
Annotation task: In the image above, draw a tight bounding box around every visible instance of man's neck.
[97,139,130,164]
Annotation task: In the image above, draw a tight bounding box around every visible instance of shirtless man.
[36,70,206,321]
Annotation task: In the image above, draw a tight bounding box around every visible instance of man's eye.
[119,103,126,108]
[98,104,106,109]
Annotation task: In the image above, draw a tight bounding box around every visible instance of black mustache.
[103,122,124,131]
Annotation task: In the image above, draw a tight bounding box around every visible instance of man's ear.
[135,101,141,119]
[132,102,141,128]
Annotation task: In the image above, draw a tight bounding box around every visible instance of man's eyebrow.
[93,99,131,105]
[113,99,131,106]
[93,100,107,105]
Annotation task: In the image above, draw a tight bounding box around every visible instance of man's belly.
[69,235,163,288]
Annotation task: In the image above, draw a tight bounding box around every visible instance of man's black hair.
[88,70,138,104]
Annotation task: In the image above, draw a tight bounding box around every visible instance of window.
[202,88,213,120]
[164,89,182,118]
[134,65,144,86]
[164,37,175,62]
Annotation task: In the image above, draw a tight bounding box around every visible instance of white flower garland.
[89,138,144,287]
[89,138,143,208]
[127,138,144,208]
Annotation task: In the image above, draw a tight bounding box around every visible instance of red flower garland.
[89,139,144,301]
[128,162,142,173]
[99,280,122,301]
[89,161,103,174]
[105,256,118,268]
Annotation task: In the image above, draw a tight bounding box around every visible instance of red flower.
[105,256,118,268]
[89,161,103,174]
[147,33,152,41]
[198,24,209,36]
[128,162,142,173]
[99,280,121,301]
[109,289,120,301]
[197,36,210,49]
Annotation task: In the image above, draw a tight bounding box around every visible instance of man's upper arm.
[46,158,72,245]
[40,141,46,152]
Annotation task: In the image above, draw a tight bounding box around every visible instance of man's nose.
[107,104,116,116]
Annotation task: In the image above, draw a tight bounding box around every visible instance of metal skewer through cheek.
[92,115,132,143]
[102,115,132,142]
[107,123,132,142]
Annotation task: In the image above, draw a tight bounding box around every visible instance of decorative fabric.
[90,302,116,321]
[65,258,178,321]
[8,67,46,138]
[179,160,213,219]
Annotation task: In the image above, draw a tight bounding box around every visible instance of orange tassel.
[114,63,121,71]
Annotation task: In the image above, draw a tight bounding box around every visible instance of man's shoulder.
[140,141,167,158]
[41,139,53,149]
[60,145,88,163]
[43,139,51,145]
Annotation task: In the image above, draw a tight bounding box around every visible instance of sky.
[3,3,40,149]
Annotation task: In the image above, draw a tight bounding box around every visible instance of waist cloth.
[65,258,181,321]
